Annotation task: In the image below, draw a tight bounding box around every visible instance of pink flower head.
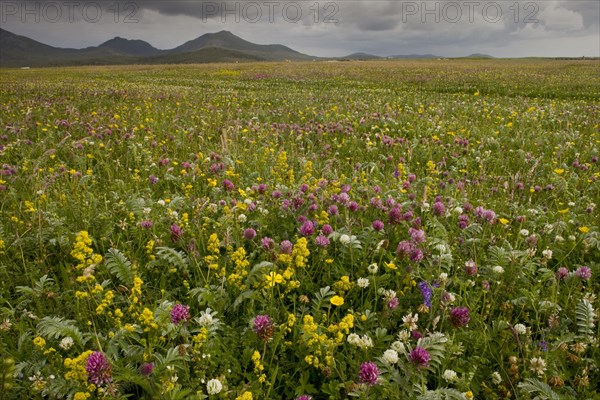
[170,304,191,324]
[575,266,591,280]
[86,351,112,386]
[243,228,257,240]
[450,306,470,327]
[556,267,569,280]
[170,224,183,242]
[139,362,154,377]
[372,220,385,231]
[409,346,430,369]
[358,361,380,385]
[253,314,274,341]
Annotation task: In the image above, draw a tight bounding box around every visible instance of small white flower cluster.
[206,378,223,394]
[367,263,379,274]
[59,336,74,350]
[357,278,370,288]
[196,307,220,327]
[380,349,399,365]
[347,333,374,349]
[378,288,397,303]
[443,369,458,382]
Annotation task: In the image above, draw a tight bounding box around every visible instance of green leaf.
[104,248,134,286]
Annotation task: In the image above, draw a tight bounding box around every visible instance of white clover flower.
[59,337,74,350]
[555,235,564,243]
[492,371,502,384]
[380,289,396,302]
[197,308,218,327]
[357,278,370,288]
[402,313,419,331]
[568,235,577,241]
[568,201,576,207]
[381,349,399,365]
[339,234,351,244]
[453,206,464,214]
[347,333,360,345]
[206,378,223,395]
[513,323,527,335]
[358,335,374,349]
[438,272,448,284]
[542,249,553,259]
[157,199,166,206]
[442,369,458,382]
[520,229,530,236]
[493,266,505,274]
[367,263,379,274]
[390,340,406,353]
[237,213,247,223]
[421,202,430,211]
[397,330,411,342]
[529,357,546,377]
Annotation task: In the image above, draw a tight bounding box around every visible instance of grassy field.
[0,60,599,400]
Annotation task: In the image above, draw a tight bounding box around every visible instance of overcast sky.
[2,0,599,57]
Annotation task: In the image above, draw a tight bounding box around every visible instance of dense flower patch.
[0,60,598,399]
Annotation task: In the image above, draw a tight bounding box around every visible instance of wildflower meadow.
[0,60,598,400]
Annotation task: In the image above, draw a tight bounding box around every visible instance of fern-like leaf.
[517,378,562,400]
[156,247,189,274]
[418,388,465,400]
[37,316,86,347]
[575,299,595,340]
[104,248,134,286]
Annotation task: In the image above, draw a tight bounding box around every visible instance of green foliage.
[104,248,134,286]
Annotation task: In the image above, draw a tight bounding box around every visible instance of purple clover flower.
[409,346,430,369]
[372,220,385,231]
[299,221,315,236]
[261,237,275,251]
[556,267,569,280]
[139,362,154,377]
[575,266,591,280]
[86,351,112,386]
[253,314,274,341]
[243,228,257,240]
[170,224,183,242]
[280,240,293,255]
[450,307,470,328]
[315,235,330,247]
[170,304,191,324]
[358,361,380,385]
[409,227,426,244]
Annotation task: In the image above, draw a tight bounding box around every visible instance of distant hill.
[341,52,382,60]
[463,53,494,59]
[388,54,442,59]
[171,30,311,61]
[98,37,162,57]
[0,28,312,67]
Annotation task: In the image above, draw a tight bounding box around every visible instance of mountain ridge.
[0,28,313,67]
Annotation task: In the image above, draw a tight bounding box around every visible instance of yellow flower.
[465,390,474,399]
[33,336,46,348]
[265,272,283,287]
[498,218,509,225]
[330,296,344,306]
[236,392,253,400]
[385,262,397,270]
[578,226,589,233]
[554,168,565,175]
